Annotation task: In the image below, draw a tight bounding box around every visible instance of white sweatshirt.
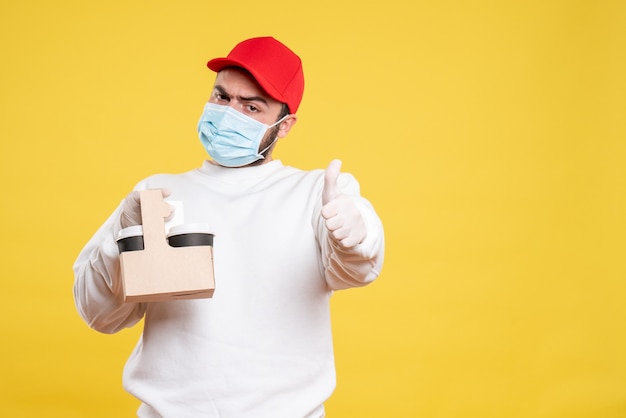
[73,160,385,418]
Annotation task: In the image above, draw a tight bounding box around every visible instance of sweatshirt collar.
[197,159,284,184]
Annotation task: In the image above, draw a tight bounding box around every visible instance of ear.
[276,115,298,139]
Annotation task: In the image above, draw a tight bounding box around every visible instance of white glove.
[321,160,367,248]
[120,189,172,228]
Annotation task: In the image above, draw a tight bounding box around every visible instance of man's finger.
[322,159,342,205]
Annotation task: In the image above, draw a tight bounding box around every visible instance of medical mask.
[197,102,287,167]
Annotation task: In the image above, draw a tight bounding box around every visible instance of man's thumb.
[323,159,342,205]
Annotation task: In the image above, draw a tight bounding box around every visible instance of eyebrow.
[214,84,269,106]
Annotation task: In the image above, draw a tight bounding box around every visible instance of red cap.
[207,37,304,114]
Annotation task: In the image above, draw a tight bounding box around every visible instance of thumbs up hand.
[321,160,367,248]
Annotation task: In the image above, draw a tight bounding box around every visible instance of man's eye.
[215,93,229,102]
[246,105,259,112]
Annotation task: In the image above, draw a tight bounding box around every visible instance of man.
[73,36,385,418]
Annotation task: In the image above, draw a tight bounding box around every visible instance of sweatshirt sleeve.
[315,172,385,291]
[73,201,146,334]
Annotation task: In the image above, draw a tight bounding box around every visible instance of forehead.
[214,68,275,101]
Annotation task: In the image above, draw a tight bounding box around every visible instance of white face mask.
[197,103,287,167]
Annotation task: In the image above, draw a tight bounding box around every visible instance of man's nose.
[227,100,244,112]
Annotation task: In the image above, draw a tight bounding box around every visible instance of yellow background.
[1,0,625,417]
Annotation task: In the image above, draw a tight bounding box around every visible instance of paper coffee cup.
[167,223,214,247]
[116,225,144,252]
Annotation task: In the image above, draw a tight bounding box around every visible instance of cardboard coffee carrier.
[117,189,215,302]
